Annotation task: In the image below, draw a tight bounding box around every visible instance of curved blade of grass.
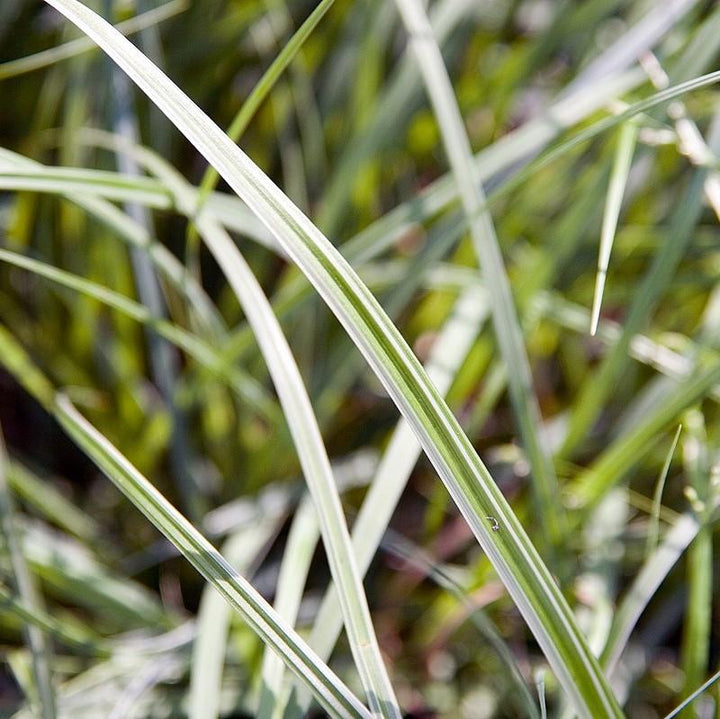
[53,394,372,719]
[262,450,380,717]
[0,432,56,719]
[601,511,701,674]
[590,120,638,336]
[120,141,400,718]
[286,283,490,718]
[393,0,564,555]
[0,165,174,205]
[40,1,626,715]
[0,0,187,80]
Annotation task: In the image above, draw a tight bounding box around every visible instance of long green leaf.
[54,395,371,719]
[393,0,563,555]
[40,1,622,716]
[124,144,401,718]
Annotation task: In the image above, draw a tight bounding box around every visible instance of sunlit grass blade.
[590,120,638,335]
[40,2,624,715]
[110,135,400,715]
[393,0,563,555]
[287,283,490,718]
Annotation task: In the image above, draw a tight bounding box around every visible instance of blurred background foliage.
[1,0,720,716]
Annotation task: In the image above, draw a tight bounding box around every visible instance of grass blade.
[39,1,624,715]
[663,668,720,719]
[0,432,56,719]
[137,150,401,717]
[54,395,372,719]
[190,522,282,719]
[590,121,638,335]
[392,0,564,556]
[645,425,682,558]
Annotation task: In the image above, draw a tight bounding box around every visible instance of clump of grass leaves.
[1,1,720,718]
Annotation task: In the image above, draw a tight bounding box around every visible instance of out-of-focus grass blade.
[679,411,713,718]
[645,425,682,558]
[572,363,720,514]
[193,0,336,210]
[0,248,278,422]
[601,512,701,675]
[392,0,564,555]
[0,165,172,205]
[40,2,623,715]
[590,121,638,336]
[0,582,109,658]
[562,0,699,95]
[21,520,172,630]
[258,497,317,718]
[0,431,56,719]
[5,459,99,543]
[120,142,401,717]
[0,0,187,80]
[561,162,710,457]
